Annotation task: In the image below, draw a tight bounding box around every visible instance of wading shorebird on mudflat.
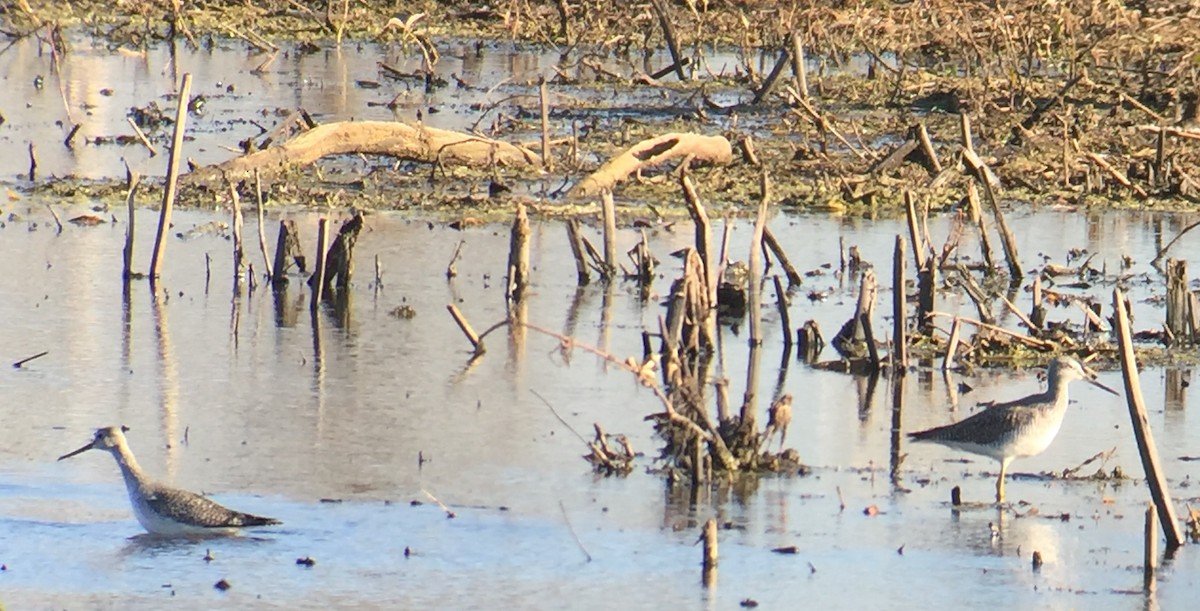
[908,356,1120,503]
[59,425,280,537]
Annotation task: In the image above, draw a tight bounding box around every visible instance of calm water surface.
[1,205,1199,609]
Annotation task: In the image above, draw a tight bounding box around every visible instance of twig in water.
[1150,219,1200,270]
[559,501,592,562]
[421,488,456,519]
[45,204,63,233]
[13,351,49,368]
[531,389,589,445]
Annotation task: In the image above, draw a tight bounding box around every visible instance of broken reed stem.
[601,190,617,280]
[680,170,714,302]
[648,0,687,81]
[445,240,465,279]
[959,113,974,152]
[126,116,158,156]
[701,517,718,587]
[752,43,791,105]
[789,30,808,100]
[1165,259,1190,342]
[1113,288,1184,550]
[311,218,329,309]
[566,218,591,286]
[374,254,382,289]
[12,351,49,368]
[539,76,552,171]
[963,148,1022,281]
[892,235,907,373]
[860,271,880,371]
[506,202,531,304]
[748,199,769,345]
[229,182,244,291]
[122,169,140,280]
[253,169,273,279]
[271,220,295,288]
[446,304,485,354]
[965,183,996,270]
[762,226,803,286]
[773,275,792,349]
[149,72,193,280]
[904,191,926,270]
[46,204,63,234]
[915,123,942,173]
[942,316,961,370]
[27,142,36,181]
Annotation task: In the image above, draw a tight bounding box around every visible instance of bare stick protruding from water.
[420,489,456,519]
[253,169,272,279]
[680,169,714,300]
[46,204,63,234]
[892,235,907,373]
[126,116,158,156]
[122,167,140,280]
[149,72,193,280]
[701,518,718,587]
[748,199,769,345]
[12,351,49,368]
[539,76,552,171]
[601,190,616,280]
[311,218,329,309]
[648,0,687,81]
[229,182,244,292]
[790,30,809,101]
[566,219,590,286]
[447,304,485,355]
[1165,259,1193,343]
[1113,288,1183,550]
[271,220,299,289]
[963,148,1021,281]
[27,142,36,181]
[773,275,792,349]
[506,202,531,304]
[941,316,961,371]
[762,226,802,287]
[446,240,465,280]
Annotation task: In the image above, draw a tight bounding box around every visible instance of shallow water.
[1,202,1199,609]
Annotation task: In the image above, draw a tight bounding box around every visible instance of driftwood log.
[569,133,733,198]
[189,121,541,182]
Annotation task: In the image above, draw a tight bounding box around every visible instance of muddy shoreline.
[2,1,1197,217]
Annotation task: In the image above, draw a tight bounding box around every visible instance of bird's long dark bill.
[58,443,94,461]
[1088,378,1121,396]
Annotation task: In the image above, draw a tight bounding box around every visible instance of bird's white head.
[1047,357,1119,396]
[58,425,131,461]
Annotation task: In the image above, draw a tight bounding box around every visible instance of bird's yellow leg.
[996,458,1012,504]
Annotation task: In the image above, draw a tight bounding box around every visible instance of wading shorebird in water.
[908,356,1119,503]
[59,426,280,537]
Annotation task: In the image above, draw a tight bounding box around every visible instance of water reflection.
[4,208,1200,608]
[150,283,181,481]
